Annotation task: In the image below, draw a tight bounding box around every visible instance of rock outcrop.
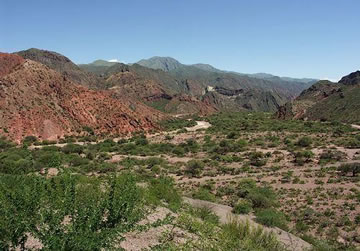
[0,55,164,143]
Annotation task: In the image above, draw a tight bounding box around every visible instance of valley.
[0,49,360,251]
[1,112,360,250]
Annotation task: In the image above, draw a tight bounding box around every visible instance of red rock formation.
[0,56,165,143]
[0,53,24,77]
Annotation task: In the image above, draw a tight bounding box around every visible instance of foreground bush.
[0,173,142,250]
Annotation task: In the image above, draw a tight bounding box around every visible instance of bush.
[22,136,38,145]
[319,150,345,164]
[36,151,63,168]
[159,118,196,131]
[255,208,288,229]
[62,144,84,154]
[189,207,219,225]
[246,187,278,209]
[0,173,142,250]
[337,163,360,177]
[0,137,14,151]
[185,160,204,177]
[192,187,216,202]
[233,199,253,214]
[146,176,182,211]
[219,220,285,251]
[249,152,267,167]
[294,151,314,165]
[296,136,313,147]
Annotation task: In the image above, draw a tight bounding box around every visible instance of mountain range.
[1,47,358,142]
[79,54,317,114]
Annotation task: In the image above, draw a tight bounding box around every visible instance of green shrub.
[189,206,219,225]
[246,187,278,209]
[159,118,196,131]
[294,151,314,165]
[62,144,84,154]
[337,163,360,177]
[233,199,253,214]
[0,137,15,151]
[36,151,63,168]
[22,135,38,145]
[219,220,285,251]
[192,187,216,202]
[249,152,267,167]
[296,136,313,147]
[255,208,288,229]
[185,160,204,177]
[146,176,182,211]
[0,173,142,250]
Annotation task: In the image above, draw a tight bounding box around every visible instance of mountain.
[0,53,164,143]
[137,56,183,72]
[78,60,119,76]
[247,72,317,84]
[339,70,360,85]
[135,56,316,97]
[191,63,223,73]
[80,56,300,113]
[15,48,104,89]
[81,61,217,114]
[276,71,360,123]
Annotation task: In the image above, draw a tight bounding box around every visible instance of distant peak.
[137,56,182,72]
[339,70,360,85]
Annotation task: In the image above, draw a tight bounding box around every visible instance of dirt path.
[183,197,312,251]
[185,121,211,131]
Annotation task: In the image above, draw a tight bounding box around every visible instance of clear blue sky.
[1,0,359,80]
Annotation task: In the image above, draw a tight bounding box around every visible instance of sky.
[1,0,359,80]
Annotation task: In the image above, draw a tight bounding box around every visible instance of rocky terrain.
[277,71,360,124]
[0,54,164,143]
[16,48,104,89]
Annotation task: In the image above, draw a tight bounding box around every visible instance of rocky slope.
[276,71,360,123]
[0,55,164,143]
[15,48,104,89]
[0,53,25,77]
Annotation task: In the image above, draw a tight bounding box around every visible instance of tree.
[338,163,360,177]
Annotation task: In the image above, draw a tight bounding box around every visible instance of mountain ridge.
[0,53,164,142]
[276,71,360,123]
